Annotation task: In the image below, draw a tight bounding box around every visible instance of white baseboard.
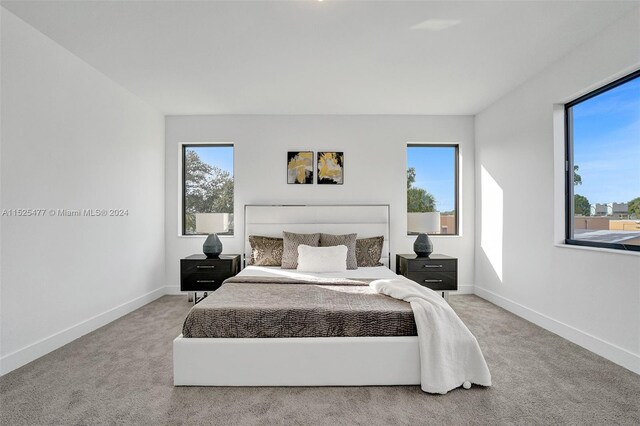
[0,287,166,376]
[474,286,640,375]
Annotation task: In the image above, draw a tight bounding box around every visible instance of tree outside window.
[183,145,234,235]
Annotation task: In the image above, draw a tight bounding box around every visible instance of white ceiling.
[2,1,638,115]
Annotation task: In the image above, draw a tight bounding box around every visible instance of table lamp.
[408,212,440,257]
[195,213,230,258]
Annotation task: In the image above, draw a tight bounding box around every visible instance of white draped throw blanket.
[370,277,492,394]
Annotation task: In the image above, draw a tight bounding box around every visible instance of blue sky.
[572,75,639,205]
[407,146,456,212]
[187,145,234,174]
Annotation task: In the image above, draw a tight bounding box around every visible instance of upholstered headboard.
[244,204,391,267]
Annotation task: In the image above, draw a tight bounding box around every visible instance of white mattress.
[237,265,398,280]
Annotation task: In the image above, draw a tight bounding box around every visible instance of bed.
[173,205,490,391]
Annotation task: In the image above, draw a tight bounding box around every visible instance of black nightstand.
[180,254,241,303]
[396,254,458,299]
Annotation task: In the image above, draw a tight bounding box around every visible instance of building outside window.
[407,144,459,235]
[565,70,640,251]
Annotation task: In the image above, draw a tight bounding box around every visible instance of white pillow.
[296,244,348,272]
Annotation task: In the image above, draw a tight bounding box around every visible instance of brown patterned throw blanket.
[182,276,417,338]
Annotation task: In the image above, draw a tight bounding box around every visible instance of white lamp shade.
[408,212,441,234]
[195,213,230,234]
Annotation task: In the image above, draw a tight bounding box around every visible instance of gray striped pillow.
[281,232,321,269]
[320,233,358,269]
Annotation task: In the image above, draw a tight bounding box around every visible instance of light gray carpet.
[1,295,638,425]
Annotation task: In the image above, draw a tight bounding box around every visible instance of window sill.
[407,234,462,238]
[177,234,235,238]
[554,243,640,257]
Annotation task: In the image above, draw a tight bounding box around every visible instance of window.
[565,70,640,252]
[407,144,459,235]
[182,144,234,235]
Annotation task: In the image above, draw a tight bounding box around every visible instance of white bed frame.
[174,336,420,386]
[174,204,421,386]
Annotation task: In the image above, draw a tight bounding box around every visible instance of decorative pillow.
[319,233,358,269]
[282,231,321,269]
[355,236,384,267]
[297,244,348,273]
[248,235,283,266]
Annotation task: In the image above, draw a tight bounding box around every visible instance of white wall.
[0,10,165,374]
[475,9,640,373]
[165,115,475,292]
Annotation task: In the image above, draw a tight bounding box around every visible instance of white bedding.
[371,277,492,394]
[237,265,398,280]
